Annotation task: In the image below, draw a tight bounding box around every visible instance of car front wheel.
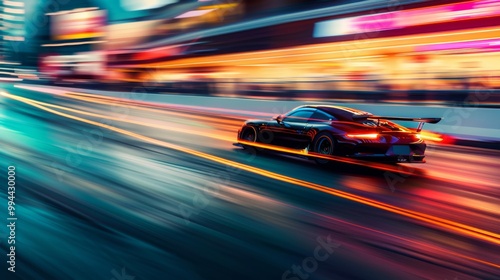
[240,126,257,142]
[239,126,259,152]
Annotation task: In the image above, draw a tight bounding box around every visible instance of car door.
[269,108,315,148]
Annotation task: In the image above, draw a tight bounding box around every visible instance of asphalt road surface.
[1,83,499,280]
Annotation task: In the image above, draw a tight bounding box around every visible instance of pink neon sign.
[415,39,500,52]
[314,0,500,37]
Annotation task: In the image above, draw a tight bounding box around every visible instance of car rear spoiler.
[353,115,442,132]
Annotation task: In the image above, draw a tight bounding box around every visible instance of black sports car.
[236,105,441,163]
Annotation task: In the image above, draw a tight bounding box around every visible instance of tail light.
[345,133,379,139]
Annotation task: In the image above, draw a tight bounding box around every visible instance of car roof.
[295,105,373,121]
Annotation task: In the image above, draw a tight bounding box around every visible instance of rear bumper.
[339,142,427,163]
[348,154,426,163]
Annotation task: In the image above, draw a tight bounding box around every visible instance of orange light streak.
[419,131,444,142]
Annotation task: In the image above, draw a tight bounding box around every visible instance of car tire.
[312,132,336,165]
[240,126,258,151]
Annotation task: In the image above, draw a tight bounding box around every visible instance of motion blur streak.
[63,92,276,118]
[186,26,500,59]
[3,91,500,248]
[61,94,248,130]
[2,93,237,143]
[418,131,444,142]
[309,209,500,270]
[15,84,272,118]
[143,27,500,68]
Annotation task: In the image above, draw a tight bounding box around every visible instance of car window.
[308,110,335,123]
[283,109,314,123]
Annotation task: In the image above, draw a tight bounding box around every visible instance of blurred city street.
[2,0,500,279]
[1,83,499,279]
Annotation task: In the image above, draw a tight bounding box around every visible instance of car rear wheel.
[313,132,336,165]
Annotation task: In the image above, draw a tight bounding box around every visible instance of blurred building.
[0,0,25,65]
[33,0,500,98]
[103,0,500,96]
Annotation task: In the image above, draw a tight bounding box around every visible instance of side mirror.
[273,115,283,123]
